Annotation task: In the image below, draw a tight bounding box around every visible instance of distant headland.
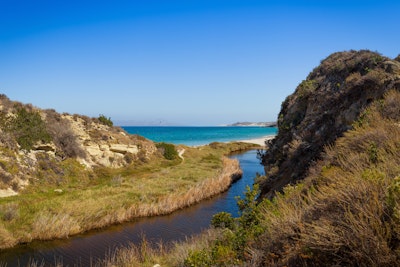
[225,121,277,127]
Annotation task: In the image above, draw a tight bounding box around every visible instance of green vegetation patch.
[156,142,179,160]
[98,114,113,127]
[3,107,51,150]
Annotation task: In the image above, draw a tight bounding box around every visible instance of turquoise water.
[122,126,277,146]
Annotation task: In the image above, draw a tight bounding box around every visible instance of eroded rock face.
[259,50,400,198]
[61,114,157,168]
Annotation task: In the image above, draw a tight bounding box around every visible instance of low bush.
[5,106,51,150]
[211,212,235,230]
[156,142,178,160]
[98,114,113,127]
[183,185,262,265]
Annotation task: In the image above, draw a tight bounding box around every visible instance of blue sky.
[1,0,399,125]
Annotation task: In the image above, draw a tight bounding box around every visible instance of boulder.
[33,143,56,152]
[109,144,139,154]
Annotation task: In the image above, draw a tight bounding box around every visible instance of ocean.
[122,126,277,146]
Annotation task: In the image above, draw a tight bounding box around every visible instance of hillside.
[0,96,158,197]
[248,88,400,266]
[121,50,400,267]
[0,96,252,250]
[258,50,400,198]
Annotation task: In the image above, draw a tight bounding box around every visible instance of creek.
[1,150,263,266]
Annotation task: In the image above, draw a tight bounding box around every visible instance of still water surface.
[1,150,263,266]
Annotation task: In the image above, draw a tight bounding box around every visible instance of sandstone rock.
[109,144,139,154]
[33,143,56,152]
[85,145,103,158]
[0,188,18,197]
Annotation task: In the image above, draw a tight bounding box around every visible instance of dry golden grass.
[129,157,241,217]
[0,222,16,249]
[31,211,81,240]
[97,228,223,267]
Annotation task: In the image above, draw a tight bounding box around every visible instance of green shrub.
[236,184,261,229]
[156,142,178,160]
[297,79,318,97]
[386,176,400,215]
[98,114,113,127]
[183,184,263,265]
[368,142,379,163]
[210,243,238,266]
[184,249,212,267]
[6,107,51,150]
[184,240,240,267]
[211,212,235,230]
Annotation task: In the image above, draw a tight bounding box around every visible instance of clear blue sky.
[1,0,399,125]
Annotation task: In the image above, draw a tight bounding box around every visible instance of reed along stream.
[1,150,264,266]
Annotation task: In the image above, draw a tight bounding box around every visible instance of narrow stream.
[1,150,263,266]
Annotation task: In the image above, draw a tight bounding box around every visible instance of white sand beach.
[191,135,276,148]
[238,135,276,146]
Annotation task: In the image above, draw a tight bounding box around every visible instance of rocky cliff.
[259,50,400,198]
[0,96,158,196]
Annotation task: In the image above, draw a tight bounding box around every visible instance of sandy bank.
[237,135,276,146]
[192,135,276,148]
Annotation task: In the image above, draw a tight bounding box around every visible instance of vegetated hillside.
[259,50,400,198]
[167,51,400,267]
[0,95,158,196]
[0,94,250,250]
[248,89,400,266]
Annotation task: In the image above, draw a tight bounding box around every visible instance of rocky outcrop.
[259,50,400,198]
[0,96,159,193]
[60,114,157,168]
[109,144,139,154]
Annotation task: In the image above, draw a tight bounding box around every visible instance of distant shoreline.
[224,122,277,127]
